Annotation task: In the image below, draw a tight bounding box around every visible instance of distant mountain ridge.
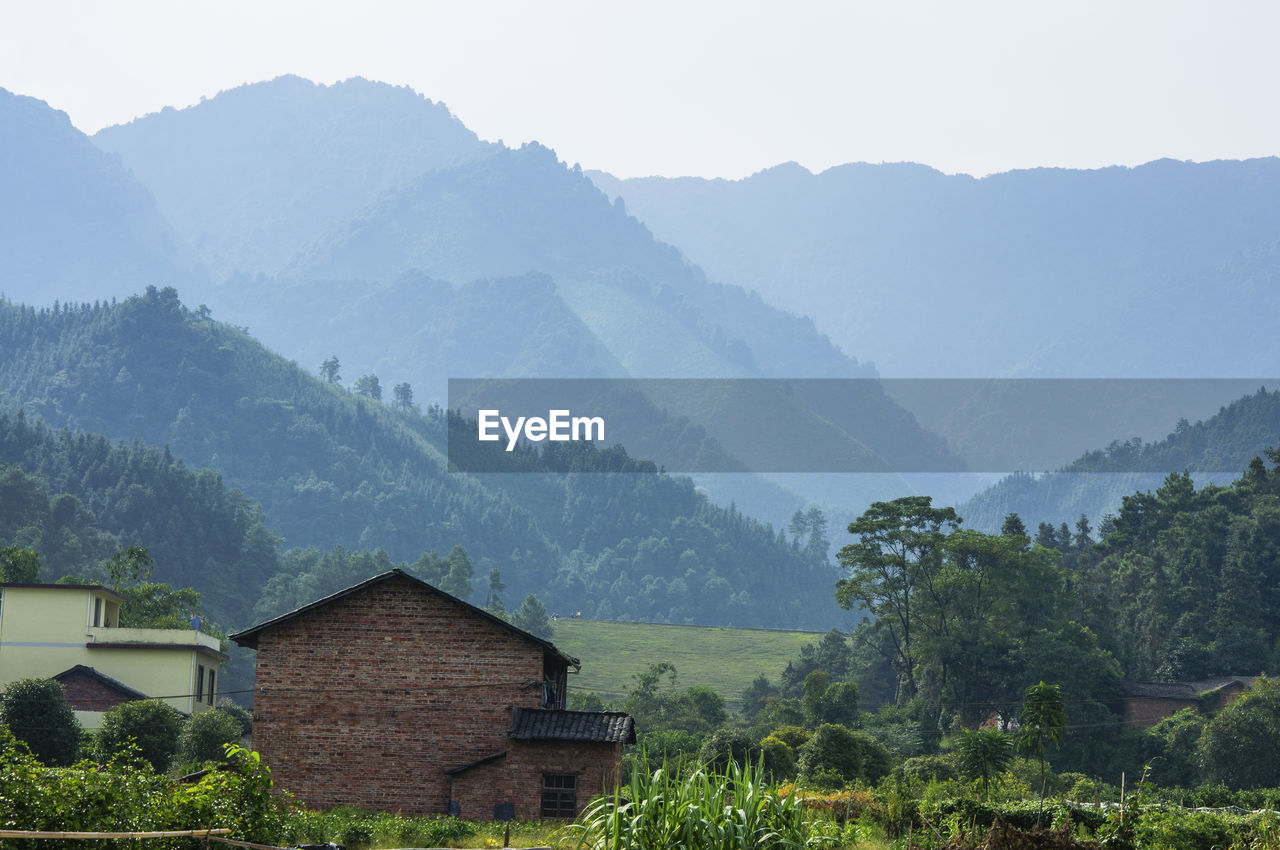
[958,387,1280,531]
[0,87,197,306]
[94,75,492,277]
[589,158,1280,378]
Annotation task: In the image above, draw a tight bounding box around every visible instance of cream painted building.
[0,582,226,728]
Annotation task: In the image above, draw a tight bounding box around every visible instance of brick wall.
[58,671,134,712]
[1122,696,1198,728]
[452,740,624,820]
[250,574,548,815]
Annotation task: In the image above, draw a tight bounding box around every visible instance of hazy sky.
[3,0,1278,179]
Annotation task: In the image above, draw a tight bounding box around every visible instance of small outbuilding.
[230,569,634,819]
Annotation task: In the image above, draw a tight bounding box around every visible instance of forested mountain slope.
[0,88,196,306]
[959,387,1280,531]
[0,290,843,629]
[0,414,279,625]
[591,159,1280,377]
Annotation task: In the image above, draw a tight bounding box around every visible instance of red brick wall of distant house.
[58,672,136,712]
[1123,697,1198,728]
[1208,683,1248,711]
[250,575,549,815]
[451,739,624,821]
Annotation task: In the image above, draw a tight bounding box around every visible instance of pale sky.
[2,0,1278,179]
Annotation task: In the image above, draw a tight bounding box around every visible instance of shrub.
[759,735,796,780]
[96,699,183,771]
[768,724,811,751]
[697,727,757,771]
[178,709,244,766]
[215,699,254,738]
[901,753,959,783]
[797,723,892,787]
[0,677,81,766]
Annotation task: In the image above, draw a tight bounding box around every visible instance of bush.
[697,727,757,771]
[96,699,183,771]
[759,735,796,780]
[215,699,254,738]
[902,753,959,783]
[0,677,81,766]
[0,729,285,844]
[768,724,811,751]
[178,709,244,766]
[797,723,892,787]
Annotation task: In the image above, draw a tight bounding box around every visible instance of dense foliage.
[0,728,284,847]
[0,289,843,629]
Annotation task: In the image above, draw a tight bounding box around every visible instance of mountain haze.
[590,159,1280,378]
[0,88,196,307]
[94,76,492,276]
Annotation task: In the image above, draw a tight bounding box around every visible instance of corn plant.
[568,753,835,850]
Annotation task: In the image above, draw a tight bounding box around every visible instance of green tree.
[0,545,41,582]
[800,670,859,728]
[1015,681,1067,816]
[1001,512,1028,538]
[1198,677,1280,789]
[796,723,891,787]
[96,699,184,771]
[439,545,474,600]
[0,677,80,765]
[177,709,244,766]
[319,355,341,385]
[512,593,553,639]
[836,496,959,703]
[485,567,506,615]
[354,374,382,401]
[739,674,779,723]
[392,381,415,412]
[955,728,1012,799]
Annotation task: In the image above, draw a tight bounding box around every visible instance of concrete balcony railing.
[87,626,222,652]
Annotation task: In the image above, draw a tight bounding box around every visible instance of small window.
[541,774,577,819]
[207,669,216,705]
[196,664,205,702]
[93,597,102,627]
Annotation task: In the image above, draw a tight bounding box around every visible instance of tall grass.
[569,756,834,850]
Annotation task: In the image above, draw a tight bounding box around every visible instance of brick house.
[229,569,635,819]
[1120,676,1257,727]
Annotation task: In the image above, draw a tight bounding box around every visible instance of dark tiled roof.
[1120,681,1199,699]
[52,664,149,700]
[229,569,579,668]
[1189,676,1257,693]
[508,708,635,744]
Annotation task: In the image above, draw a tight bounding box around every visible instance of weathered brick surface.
[452,740,624,820]
[58,670,137,711]
[250,575,557,815]
[1122,696,1198,728]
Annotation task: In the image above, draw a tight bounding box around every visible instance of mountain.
[589,159,1280,378]
[958,386,1280,531]
[0,288,845,630]
[94,76,492,277]
[0,88,196,306]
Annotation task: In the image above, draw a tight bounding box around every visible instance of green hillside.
[0,288,845,630]
[551,618,823,707]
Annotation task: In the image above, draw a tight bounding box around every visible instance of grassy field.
[550,618,823,707]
